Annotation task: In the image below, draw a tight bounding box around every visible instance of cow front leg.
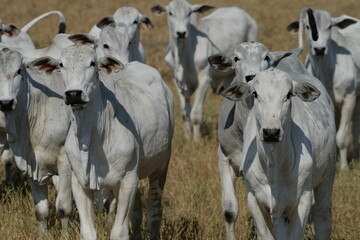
[336,93,355,170]
[111,173,138,240]
[218,147,238,240]
[173,78,192,140]
[56,153,73,230]
[28,178,49,237]
[130,188,142,240]
[71,174,97,240]
[191,70,210,141]
[351,96,360,161]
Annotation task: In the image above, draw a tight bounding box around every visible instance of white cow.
[0,10,66,50]
[208,42,311,239]
[0,48,72,235]
[287,8,360,169]
[223,68,336,240]
[151,0,259,140]
[29,45,174,240]
[89,6,154,63]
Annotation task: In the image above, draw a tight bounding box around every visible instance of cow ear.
[3,24,20,37]
[221,82,251,101]
[151,5,167,16]
[28,57,60,74]
[191,5,214,14]
[96,16,115,29]
[332,15,357,29]
[68,34,97,48]
[268,51,293,67]
[294,82,321,102]
[98,56,125,75]
[140,15,154,30]
[286,21,300,34]
[208,53,233,72]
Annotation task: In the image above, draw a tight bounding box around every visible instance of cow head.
[29,45,124,111]
[208,42,293,83]
[151,0,213,40]
[112,7,153,45]
[287,8,357,56]
[221,68,320,143]
[0,48,23,111]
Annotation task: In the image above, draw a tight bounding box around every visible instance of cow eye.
[90,61,95,67]
[103,44,109,49]
[188,12,192,17]
[306,25,310,30]
[133,20,139,24]
[253,91,258,99]
[264,55,270,62]
[286,91,292,100]
[59,63,63,68]
[16,68,21,75]
[169,11,173,16]
[328,25,332,30]
[234,57,240,62]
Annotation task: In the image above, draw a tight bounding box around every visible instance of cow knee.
[56,199,72,218]
[224,210,237,223]
[35,200,49,223]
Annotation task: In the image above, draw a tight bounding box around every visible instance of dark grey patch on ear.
[286,21,299,33]
[335,19,357,29]
[96,16,115,29]
[194,5,214,14]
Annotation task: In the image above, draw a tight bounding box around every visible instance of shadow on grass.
[161,216,201,240]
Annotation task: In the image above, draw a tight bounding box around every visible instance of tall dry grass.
[0,0,360,239]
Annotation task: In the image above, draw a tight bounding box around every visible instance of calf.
[224,68,336,240]
[30,45,174,240]
[151,0,259,140]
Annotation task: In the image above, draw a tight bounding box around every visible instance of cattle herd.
[0,0,359,239]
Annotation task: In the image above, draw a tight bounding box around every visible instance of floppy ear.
[96,16,115,29]
[286,21,300,34]
[28,57,59,74]
[294,82,321,102]
[140,15,154,30]
[208,53,233,73]
[68,34,97,47]
[3,24,20,37]
[221,82,251,101]
[151,5,167,16]
[98,56,125,75]
[191,5,214,14]
[332,15,357,29]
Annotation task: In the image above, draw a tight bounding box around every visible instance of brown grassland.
[0,0,360,239]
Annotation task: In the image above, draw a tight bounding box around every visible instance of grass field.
[1,0,360,239]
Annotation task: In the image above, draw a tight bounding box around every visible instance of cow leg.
[173,78,192,140]
[56,153,72,230]
[147,165,169,240]
[312,167,335,240]
[28,178,49,236]
[71,173,97,240]
[336,93,355,170]
[218,147,238,240]
[288,190,312,240]
[111,173,138,240]
[2,148,13,185]
[247,192,273,240]
[130,188,142,240]
[191,70,210,141]
[351,96,360,161]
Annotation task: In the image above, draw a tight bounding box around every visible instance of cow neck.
[4,68,32,174]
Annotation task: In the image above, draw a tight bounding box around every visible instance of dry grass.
[0,0,360,239]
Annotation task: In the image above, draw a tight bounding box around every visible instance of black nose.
[176,31,186,39]
[65,90,83,105]
[0,100,14,111]
[263,128,281,142]
[314,47,326,56]
[245,75,256,82]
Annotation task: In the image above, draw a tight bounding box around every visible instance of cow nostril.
[314,47,326,56]
[245,75,256,82]
[0,100,14,111]
[65,90,82,97]
[176,31,187,39]
[263,128,281,142]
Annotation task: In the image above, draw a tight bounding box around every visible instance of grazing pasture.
[0,0,359,239]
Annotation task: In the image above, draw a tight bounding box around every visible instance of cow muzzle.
[65,90,87,109]
[314,47,326,56]
[0,99,15,111]
[262,128,281,143]
[176,31,187,39]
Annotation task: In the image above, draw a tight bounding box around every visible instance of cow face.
[0,48,23,111]
[151,0,213,40]
[221,69,320,143]
[301,9,357,57]
[98,24,130,64]
[113,7,153,44]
